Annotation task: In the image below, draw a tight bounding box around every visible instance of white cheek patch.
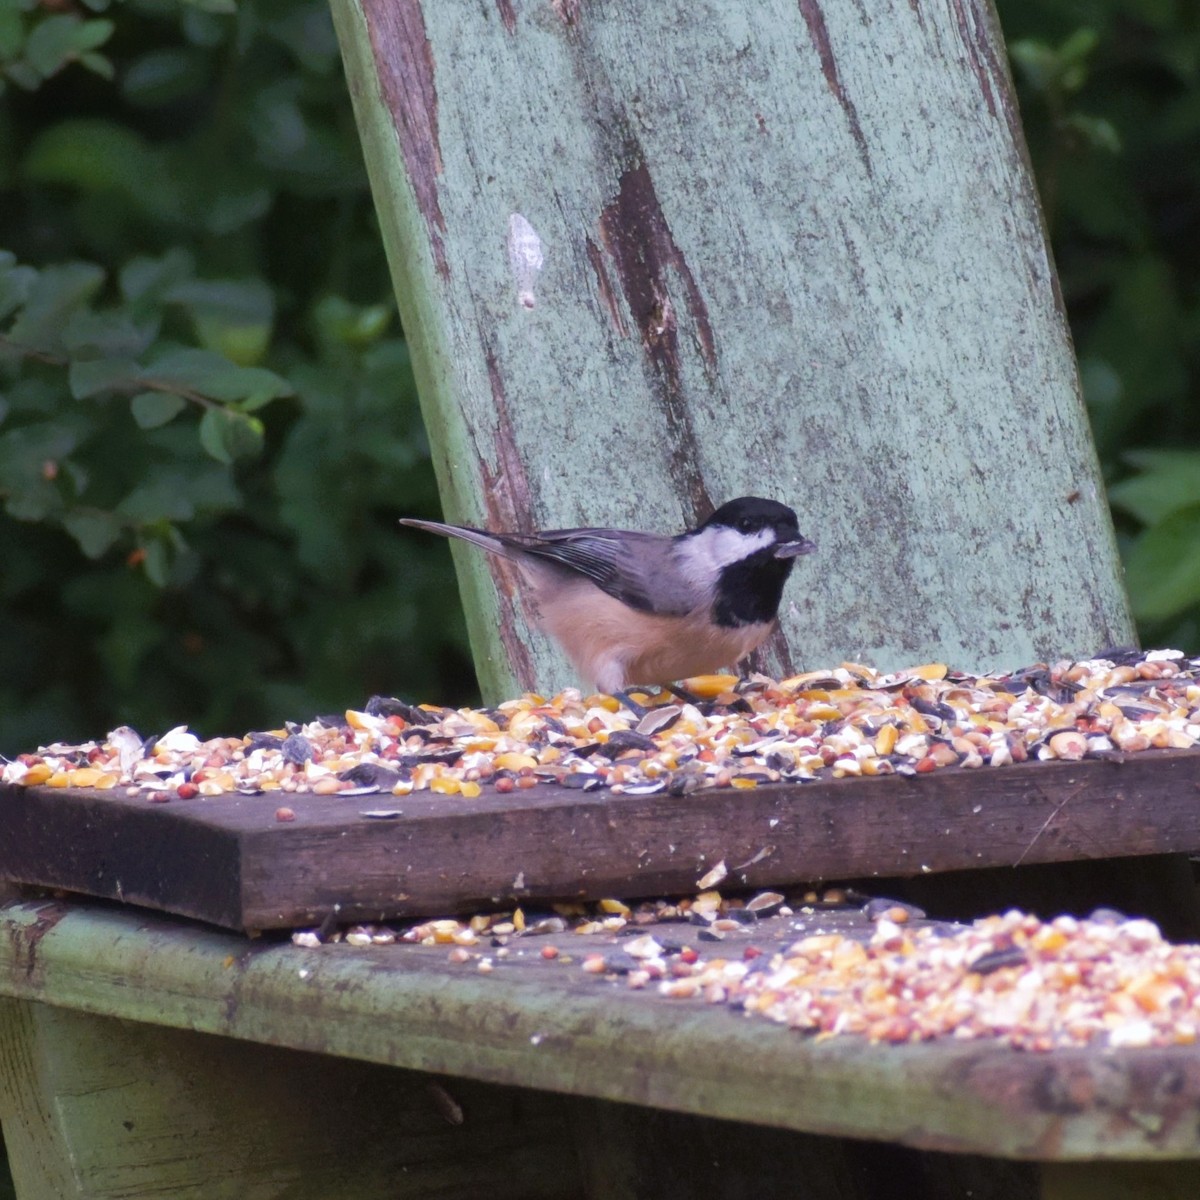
[675,526,774,588]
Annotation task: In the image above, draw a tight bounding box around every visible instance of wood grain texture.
[3,897,1200,1162]
[2,747,1199,929]
[332,0,1133,701]
[0,998,580,1200]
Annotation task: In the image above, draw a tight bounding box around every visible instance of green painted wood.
[0,997,580,1200]
[4,898,1200,1163]
[332,0,1133,702]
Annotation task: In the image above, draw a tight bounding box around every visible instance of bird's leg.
[666,683,704,708]
[611,689,650,719]
[664,682,753,716]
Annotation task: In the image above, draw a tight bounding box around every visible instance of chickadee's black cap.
[703,496,800,536]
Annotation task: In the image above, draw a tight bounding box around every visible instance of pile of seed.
[2,649,1198,802]
[676,908,1200,1051]
[292,885,814,951]
[298,892,1200,1051]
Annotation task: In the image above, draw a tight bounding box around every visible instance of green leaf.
[0,7,24,60]
[314,295,393,348]
[1124,506,1200,623]
[62,510,121,558]
[3,59,39,91]
[166,276,274,364]
[117,478,198,522]
[231,390,279,413]
[6,262,104,352]
[62,309,154,358]
[4,479,62,522]
[1062,113,1121,154]
[1109,451,1200,526]
[120,249,194,307]
[68,17,114,55]
[130,391,187,429]
[68,357,139,400]
[23,119,184,223]
[121,48,207,108]
[202,187,272,236]
[80,50,114,80]
[144,347,291,404]
[0,259,37,323]
[1009,40,1056,94]
[199,407,264,464]
[24,15,83,77]
[1059,27,1099,65]
[24,117,152,192]
[0,423,80,487]
[141,537,170,587]
[23,15,111,77]
[114,462,239,523]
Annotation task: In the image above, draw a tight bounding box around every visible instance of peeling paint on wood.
[479,345,539,688]
[333,0,1134,702]
[598,159,717,524]
[797,0,872,173]
[495,0,517,35]
[584,236,629,338]
[363,0,447,277]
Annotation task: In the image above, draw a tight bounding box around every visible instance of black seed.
[910,697,956,724]
[398,748,464,767]
[340,762,405,789]
[967,947,1028,975]
[281,734,313,765]
[595,729,659,758]
[561,772,602,791]
[364,695,438,724]
[603,951,641,974]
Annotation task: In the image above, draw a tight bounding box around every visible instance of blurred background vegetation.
[0,0,1196,760]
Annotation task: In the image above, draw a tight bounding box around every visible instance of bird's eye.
[737,517,756,533]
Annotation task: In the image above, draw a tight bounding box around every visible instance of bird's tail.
[399,518,513,559]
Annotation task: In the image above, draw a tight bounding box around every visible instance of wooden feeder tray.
[3,747,1200,931]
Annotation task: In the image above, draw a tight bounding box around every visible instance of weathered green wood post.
[332,0,1133,703]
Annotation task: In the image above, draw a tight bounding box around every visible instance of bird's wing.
[515,529,692,615]
[400,520,694,616]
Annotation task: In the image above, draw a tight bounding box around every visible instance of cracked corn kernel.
[6,650,1200,807]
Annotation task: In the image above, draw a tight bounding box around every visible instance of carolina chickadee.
[400,496,815,694]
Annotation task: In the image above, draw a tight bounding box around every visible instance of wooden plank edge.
[2,897,1200,1161]
[3,748,1200,930]
[0,785,245,929]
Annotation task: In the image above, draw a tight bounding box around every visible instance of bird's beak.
[774,536,817,559]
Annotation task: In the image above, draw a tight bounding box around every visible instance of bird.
[400,496,815,695]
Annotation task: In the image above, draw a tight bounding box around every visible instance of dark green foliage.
[0,0,471,754]
[998,0,1200,648]
[0,0,1196,758]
